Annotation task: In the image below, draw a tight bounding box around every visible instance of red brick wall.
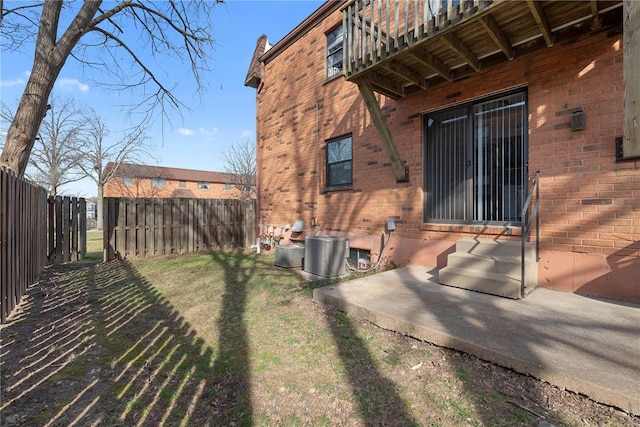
[256,9,639,301]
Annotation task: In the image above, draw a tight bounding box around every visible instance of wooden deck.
[343,0,623,99]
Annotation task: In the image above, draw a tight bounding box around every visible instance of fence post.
[79,198,86,260]
[71,197,79,261]
[47,197,54,264]
[54,197,63,263]
[103,197,114,262]
[63,196,71,263]
[188,198,195,253]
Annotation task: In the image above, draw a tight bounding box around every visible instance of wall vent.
[291,220,304,232]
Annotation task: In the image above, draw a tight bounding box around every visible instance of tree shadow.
[311,263,640,423]
[397,267,639,423]
[569,241,639,303]
[1,247,424,426]
[206,250,256,424]
[0,258,249,426]
[302,277,418,426]
[325,306,419,425]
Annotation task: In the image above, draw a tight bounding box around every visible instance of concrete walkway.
[312,265,640,415]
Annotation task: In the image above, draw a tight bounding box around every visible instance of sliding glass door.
[424,90,528,224]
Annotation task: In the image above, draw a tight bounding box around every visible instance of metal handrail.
[520,171,540,298]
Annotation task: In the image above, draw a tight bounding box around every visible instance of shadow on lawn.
[3,253,446,426]
[324,309,419,425]
[0,258,243,426]
[303,277,419,426]
[207,251,257,424]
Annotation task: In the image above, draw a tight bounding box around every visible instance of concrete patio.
[313,265,640,416]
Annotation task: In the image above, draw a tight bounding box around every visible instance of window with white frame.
[327,135,352,188]
[151,177,166,188]
[198,181,210,190]
[326,25,343,79]
[122,176,132,186]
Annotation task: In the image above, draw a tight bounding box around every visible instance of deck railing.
[520,171,540,298]
[343,0,490,77]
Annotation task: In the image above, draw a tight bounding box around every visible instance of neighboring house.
[103,163,242,199]
[86,201,97,219]
[246,1,639,302]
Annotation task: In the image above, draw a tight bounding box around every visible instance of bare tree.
[79,111,152,229]
[0,1,216,176]
[1,96,87,196]
[0,102,13,149]
[221,139,256,202]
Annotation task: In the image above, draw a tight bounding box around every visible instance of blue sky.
[0,0,324,197]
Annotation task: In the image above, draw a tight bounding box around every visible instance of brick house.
[246,1,639,302]
[103,162,242,199]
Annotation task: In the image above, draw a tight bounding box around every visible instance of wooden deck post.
[356,78,408,182]
[624,0,640,158]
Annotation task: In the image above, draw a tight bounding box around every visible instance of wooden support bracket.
[356,79,409,182]
[623,0,640,158]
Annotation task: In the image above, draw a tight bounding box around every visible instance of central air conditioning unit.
[274,243,305,268]
[304,236,347,278]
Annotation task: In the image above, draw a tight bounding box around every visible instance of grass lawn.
[1,249,635,426]
[85,230,103,261]
[131,252,504,426]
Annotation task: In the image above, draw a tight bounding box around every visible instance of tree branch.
[90,0,133,28]
[53,1,103,64]
[1,1,217,176]
[90,26,181,109]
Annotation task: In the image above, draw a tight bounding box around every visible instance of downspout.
[254,72,264,251]
[315,96,320,235]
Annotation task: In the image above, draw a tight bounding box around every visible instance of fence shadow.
[0,259,220,426]
[0,252,428,425]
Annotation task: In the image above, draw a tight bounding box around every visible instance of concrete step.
[446,252,524,280]
[438,266,522,299]
[456,237,536,262]
[439,238,539,299]
[446,251,538,280]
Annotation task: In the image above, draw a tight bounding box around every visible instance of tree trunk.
[0,0,102,176]
[0,2,64,176]
[0,78,55,176]
[97,184,104,231]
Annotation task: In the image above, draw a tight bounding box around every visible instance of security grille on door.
[423,90,528,225]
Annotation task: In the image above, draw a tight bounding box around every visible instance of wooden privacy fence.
[0,167,47,324]
[103,197,256,261]
[47,196,87,264]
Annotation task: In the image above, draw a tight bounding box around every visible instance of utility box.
[274,243,305,268]
[304,236,347,278]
